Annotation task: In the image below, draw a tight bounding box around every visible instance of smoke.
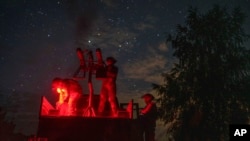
[64,0,99,47]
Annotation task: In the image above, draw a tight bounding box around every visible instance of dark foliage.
[153,5,250,141]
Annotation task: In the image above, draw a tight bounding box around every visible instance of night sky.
[1,0,250,138]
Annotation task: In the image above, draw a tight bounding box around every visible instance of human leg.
[108,85,118,117]
[98,86,108,115]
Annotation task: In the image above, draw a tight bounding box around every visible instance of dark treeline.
[154,5,250,141]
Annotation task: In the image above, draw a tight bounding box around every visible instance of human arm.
[140,102,155,115]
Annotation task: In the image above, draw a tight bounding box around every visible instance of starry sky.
[0,0,250,138]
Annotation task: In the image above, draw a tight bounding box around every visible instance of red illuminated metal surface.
[40,96,134,118]
[38,96,142,141]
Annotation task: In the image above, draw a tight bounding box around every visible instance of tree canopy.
[153,5,250,141]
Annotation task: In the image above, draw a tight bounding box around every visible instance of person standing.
[98,57,118,117]
[140,93,157,141]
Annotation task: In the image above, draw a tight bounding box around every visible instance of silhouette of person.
[51,78,82,116]
[98,57,118,117]
[139,93,157,141]
[64,79,83,115]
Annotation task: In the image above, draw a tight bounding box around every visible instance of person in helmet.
[140,93,157,141]
[98,57,119,117]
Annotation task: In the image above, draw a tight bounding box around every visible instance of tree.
[153,5,250,141]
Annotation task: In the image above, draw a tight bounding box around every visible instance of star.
[0,0,249,137]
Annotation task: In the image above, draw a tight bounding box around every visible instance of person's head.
[141,93,155,104]
[52,78,69,102]
[51,77,66,94]
[106,57,117,65]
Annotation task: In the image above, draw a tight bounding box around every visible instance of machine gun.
[73,48,106,117]
[74,48,106,79]
[36,48,142,141]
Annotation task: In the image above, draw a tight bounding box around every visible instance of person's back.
[64,79,83,115]
[65,79,82,97]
